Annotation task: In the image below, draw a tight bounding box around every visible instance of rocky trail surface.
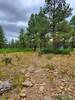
[19,65,54,100]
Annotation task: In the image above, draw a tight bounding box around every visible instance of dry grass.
[0,52,75,99]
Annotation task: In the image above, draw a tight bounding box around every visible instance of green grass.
[0,48,33,53]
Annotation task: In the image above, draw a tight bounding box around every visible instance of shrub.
[11,73,25,88]
[40,48,53,54]
[2,57,12,65]
[40,48,71,54]
[54,48,71,54]
[46,64,55,70]
[0,48,33,53]
[56,94,72,100]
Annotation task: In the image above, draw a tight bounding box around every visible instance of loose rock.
[22,80,33,87]
[20,89,27,98]
[39,86,45,93]
[27,66,34,73]
[44,96,53,100]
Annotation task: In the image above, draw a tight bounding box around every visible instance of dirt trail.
[19,64,54,100]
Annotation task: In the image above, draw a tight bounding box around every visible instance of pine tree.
[44,0,72,48]
[0,26,6,48]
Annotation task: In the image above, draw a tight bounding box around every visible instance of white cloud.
[0,20,27,27]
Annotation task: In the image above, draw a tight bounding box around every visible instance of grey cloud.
[0,0,27,22]
[0,0,44,40]
[0,0,74,41]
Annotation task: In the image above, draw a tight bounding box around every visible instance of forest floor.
[0,52,75,100]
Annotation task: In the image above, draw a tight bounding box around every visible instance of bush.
[2,57,12,65]
[56,94,72,100]
[54,48,71,54]
[40,48,71,54]
[46,64,55,70]
[40,48,53,54]
[0,48,33,53]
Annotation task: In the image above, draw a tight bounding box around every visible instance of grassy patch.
[56,94,72,100]
[0,48,33,53]
[11,73,25,88]
[45,64,55,70]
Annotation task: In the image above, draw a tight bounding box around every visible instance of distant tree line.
[0,0,75,53]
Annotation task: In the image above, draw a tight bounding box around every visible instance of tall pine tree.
[44,0,72,48]
[0,26,6,48]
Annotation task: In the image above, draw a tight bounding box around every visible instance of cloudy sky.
[0,0,75,41]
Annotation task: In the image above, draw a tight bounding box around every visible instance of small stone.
[40,83,46,86]
[39,86,44,92]
[23,98,26,100]
[60,86,64,90]
[44,96,53,100]
[31,79,36,84]
[34,69,43,73]
[25,73,30,78]
[20,89,26,98]
[20,69,25,74]
[27,66,34,73]
[20,93,26,98]
[22,80,33,87]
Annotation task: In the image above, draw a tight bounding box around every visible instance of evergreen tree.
[0,26,6,48]
[19,28,25,48]
[70,15,75,48]
[44,0,72,48]
[28,8,50,50]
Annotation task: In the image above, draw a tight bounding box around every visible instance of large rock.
[22,80,33,87]
[0,80,12,94]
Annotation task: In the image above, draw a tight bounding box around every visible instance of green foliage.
[70,15,75,27]
[0,94,7,100]
[0,26,6,48]
[57,20,72,33]
[44,0,72,33]
[2,57,12,65]
[40,48,71,54]
[0,48,33,53]
[44,0,72,49]
[27,8,50,50]
[40,48,53,54]
[54,48,71,54]
[19,28,25,48]
[46,64,55,70]
[11,73,25,88]
[56,94,72,100]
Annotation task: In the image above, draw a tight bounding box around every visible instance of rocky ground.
[0,52,75,100]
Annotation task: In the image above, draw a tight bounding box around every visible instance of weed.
[2,57,12,65]
[46,64,55,70]
[11,73,25,88]
[56,94,72,100]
